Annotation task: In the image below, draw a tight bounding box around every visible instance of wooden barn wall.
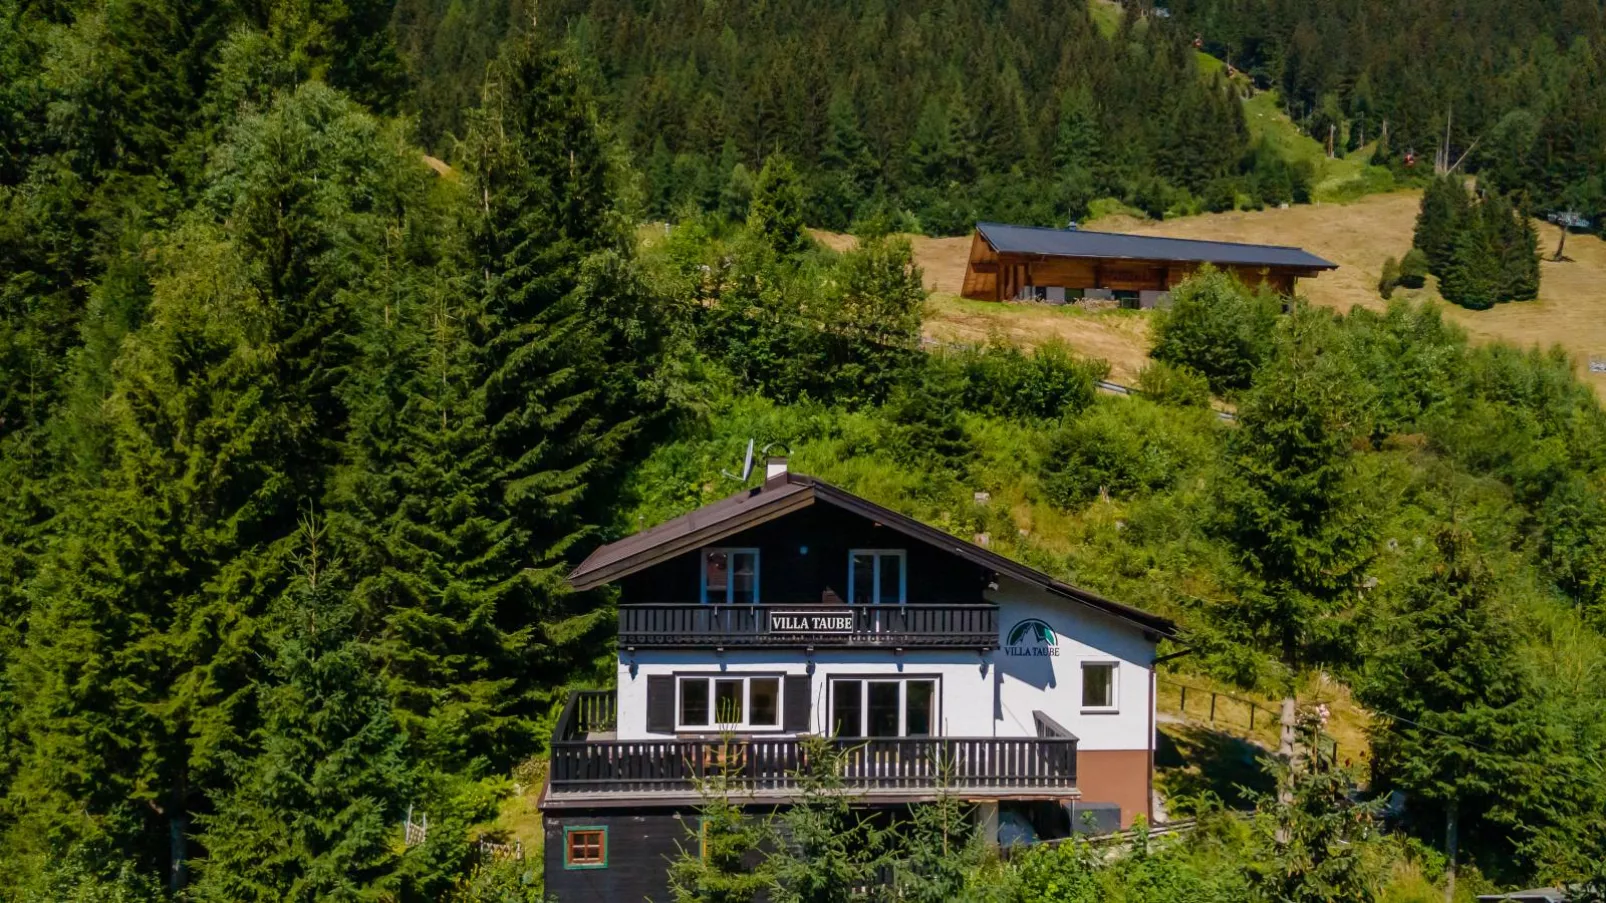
[1024,258,1099,287]
[962,251,1308,300]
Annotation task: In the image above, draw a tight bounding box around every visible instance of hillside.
[862,192,1606,396]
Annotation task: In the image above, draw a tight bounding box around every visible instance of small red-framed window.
[564,826,607,869]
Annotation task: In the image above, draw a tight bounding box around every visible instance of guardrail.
[548,734,1077,797]
[617,603,999,650]
[1096,379,1238,422]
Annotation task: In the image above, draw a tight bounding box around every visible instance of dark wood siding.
[646,676,674,733]
[783,674,811,731]
[544,811,692,902]
[617,505,993,606]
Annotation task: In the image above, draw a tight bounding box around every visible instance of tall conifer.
[191,522,413,902]
[8,82,402,889]
[1362,529,1540,899]
[1413,176,1469,277]
[1213,304,1379,756]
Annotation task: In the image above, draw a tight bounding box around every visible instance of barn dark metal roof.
[976,221,1338,270]
[568,472,1178,638]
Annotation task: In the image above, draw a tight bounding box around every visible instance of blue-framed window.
[700,548,759,604]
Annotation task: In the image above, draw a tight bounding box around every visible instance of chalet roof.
[568,472,1178,639]
[975,221,1338,271]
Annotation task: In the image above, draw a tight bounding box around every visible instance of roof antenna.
[721,438,756,484]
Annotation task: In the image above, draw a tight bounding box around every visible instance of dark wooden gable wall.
[616,503,994,605]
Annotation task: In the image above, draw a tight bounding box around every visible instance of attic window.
[848,550,906,604]
[702,548,758,604]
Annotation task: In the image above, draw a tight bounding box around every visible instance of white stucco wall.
[987,578,1157,751]
[615,578,1157,753]
[617,651,995,738]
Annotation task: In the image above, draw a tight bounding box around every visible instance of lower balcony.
[544,691,1077,805]
[617,603,998,650]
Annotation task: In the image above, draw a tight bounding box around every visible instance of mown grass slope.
[883,192,1606,397]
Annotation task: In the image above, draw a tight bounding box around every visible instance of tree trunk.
[169,780,188,894]
[1276,695,1298,844]
[1444,804,1459,903]
[1279,696,1298,762]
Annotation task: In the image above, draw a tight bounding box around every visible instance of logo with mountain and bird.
[1004,618,1059,657]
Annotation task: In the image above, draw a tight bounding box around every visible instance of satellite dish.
[721,439,756,483]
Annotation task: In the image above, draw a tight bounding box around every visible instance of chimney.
[764,456,789,488]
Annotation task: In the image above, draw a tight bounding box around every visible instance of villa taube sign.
[767,610,857,634]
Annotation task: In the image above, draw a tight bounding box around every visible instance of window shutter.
[647,676,675,733]
[783,675,812,733]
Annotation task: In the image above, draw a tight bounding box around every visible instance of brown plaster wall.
[1076,748,1151,828]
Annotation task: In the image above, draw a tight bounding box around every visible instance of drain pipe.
[1149,648,1191,825]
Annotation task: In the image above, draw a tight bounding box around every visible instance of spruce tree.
[327,146,539,771]
[1213,304,1378,756]
[8,82,406,891]
[1250,752,1385,903]
[1413,176,1468,277]
[1053,86,1103,176]
[815,93,876,230]
[890,791,986,903]
[907,96,957,190]
[1361,529,1538,899]
[1441,214,1500,310]
[456,35,664,730]
[666,742,772,903]
[191,522,413,902]
[768,736,889,903]
[1502,199,1542,301]
[748,152,812,257]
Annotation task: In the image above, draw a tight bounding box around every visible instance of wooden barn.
[961,221,1337,307]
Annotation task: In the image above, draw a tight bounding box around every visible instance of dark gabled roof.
[976,221,1338,271]
[569,472,1178,639]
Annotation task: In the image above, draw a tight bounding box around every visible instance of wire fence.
[1157,678,1338,763]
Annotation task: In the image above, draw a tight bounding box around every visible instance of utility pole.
[1437,105,1453,174]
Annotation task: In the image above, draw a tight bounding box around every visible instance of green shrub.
[1378,255,1400,299]
[1041,399,1215,506]
[1203,178,1239,213]
[935,340,1108,421]
[1149,266,1281,395]
[1137,360,1212,407]
[1397,248,1429,288]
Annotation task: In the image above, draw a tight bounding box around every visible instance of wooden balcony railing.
[547,734,1077,797]
[617,603,998,650]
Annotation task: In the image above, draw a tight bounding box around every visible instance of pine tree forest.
[2,0,1606,900]
[1164,0,1606,225]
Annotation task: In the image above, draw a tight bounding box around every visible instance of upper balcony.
[617,603,998,651]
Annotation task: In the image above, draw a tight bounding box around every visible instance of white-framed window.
[828,677,938,738]
[1081,661,1119,712]
[848,549,906,604]
[677,675,782,730]
[701,548,759,604]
